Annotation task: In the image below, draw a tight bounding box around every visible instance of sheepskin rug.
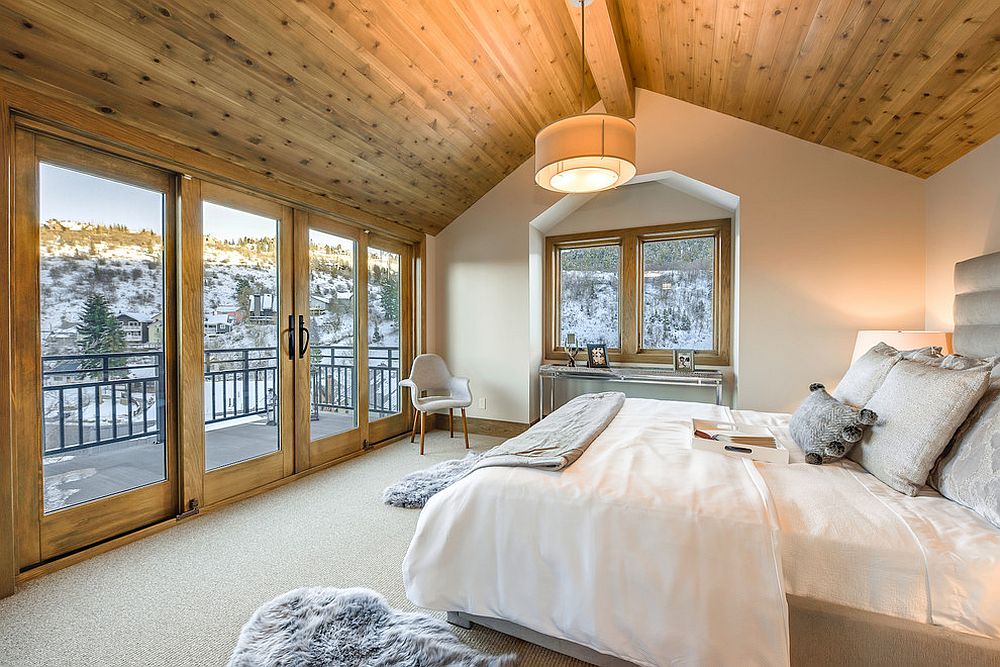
[228,587,514,667]
[383,452,482,509]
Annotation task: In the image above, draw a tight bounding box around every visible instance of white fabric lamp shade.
[851,330,953,363]
[534,113,636,193]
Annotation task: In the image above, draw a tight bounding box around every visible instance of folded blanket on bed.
[472,391,626,471]
[384,392,625,508]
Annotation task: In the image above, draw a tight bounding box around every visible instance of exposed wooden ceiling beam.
[568,0,635,119]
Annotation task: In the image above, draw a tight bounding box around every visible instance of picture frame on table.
[587,343,609,368]
[673,349,696,372]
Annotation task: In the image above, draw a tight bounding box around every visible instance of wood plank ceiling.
[0,1,999,235]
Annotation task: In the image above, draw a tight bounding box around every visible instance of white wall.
[430,89,926,422]
[924,135,1000,331]
[546,181,732,236]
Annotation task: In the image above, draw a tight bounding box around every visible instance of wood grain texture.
[0,95,15,597]
[0,0,998,225]
[568,0,635,118]
[622,0,1000,177]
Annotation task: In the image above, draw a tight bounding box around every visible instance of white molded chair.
[399,354,472,455]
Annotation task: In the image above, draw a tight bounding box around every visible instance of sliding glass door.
[12,130,179,565]
[11,127,417,571]
[192,184,294,506]
[366,237,413,443]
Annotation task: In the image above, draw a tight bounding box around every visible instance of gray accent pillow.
[789,383,877,465]
[931,379,1000,529]
[849,360,992,496]
[833,342,903,408]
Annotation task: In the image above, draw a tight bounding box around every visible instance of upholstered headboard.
[953,250,1000,358]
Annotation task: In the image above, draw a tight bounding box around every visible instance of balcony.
[41,346,401,512]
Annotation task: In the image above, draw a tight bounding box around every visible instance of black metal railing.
[42,345,401,455]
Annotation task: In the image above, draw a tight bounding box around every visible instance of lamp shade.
[851,330,953,363]
[534,113,636,193]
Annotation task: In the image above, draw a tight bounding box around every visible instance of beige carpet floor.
[0,431,587,667]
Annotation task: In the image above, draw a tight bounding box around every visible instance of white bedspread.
[403,399,1000,666]
[403,399,790,666]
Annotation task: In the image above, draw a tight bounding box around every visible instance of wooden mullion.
[178,176,204,512]
[619,231,638,356]
[357,233,370,446]
[0,96,16,597]
[292,210,311,474]
[11,128,41,569]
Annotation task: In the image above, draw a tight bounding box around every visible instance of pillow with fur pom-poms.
[790,383,877,465]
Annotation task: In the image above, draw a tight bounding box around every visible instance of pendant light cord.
[579,0,586,114]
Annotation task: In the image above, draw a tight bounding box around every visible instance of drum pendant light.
[534,0,636,194]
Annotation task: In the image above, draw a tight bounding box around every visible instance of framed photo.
[673,349,696,372]
[586,343,609,368]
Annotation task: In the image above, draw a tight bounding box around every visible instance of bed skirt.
[449,595,1000,667]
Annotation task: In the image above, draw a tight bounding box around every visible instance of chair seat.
[414,396,472,412]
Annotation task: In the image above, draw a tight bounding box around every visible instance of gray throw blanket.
[384,392,625,508]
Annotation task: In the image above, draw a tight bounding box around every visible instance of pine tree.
[77,293,126,369]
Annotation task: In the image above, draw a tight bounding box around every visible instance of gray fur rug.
[228,587,514,667]
[383,452,482,509]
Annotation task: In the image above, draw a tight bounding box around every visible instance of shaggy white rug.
[228,587,515,667]
[382,452,482,509]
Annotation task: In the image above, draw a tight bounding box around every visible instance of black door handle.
[298,314,310,359]
[288,314,295,360]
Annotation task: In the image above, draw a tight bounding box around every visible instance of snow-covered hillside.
[39,220,400,356]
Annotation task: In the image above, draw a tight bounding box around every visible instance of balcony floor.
[42,411,358,513]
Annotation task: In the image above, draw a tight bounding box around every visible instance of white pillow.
[833,343,903,408]
[849,360,992,496]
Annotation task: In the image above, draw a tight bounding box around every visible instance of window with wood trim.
[544,219,732,366]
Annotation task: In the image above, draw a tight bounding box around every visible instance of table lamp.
[852,330,953,363]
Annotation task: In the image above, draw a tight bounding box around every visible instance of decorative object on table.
[690,419,789,464]
[586,343,609,368]
[851,330,952,363]
[673,348,696,372]
[399,354,472,455]
[789,383,877,465]
[564,332,582,367]
[228,587,514,667]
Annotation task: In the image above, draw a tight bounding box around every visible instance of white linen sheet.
[737,409,1000,639]
[403,399,1000,666]
[403,399,790,666]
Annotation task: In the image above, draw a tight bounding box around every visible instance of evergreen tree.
[379,273,399,321]
[77,293,126,369]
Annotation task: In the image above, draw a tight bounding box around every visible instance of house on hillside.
[249,293,276,323]
[204,314,233,337]
[117,313,152,344]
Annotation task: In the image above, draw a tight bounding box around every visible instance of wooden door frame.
[185,181,296,508]
[0,96,16,597]
[0,82,428,594]
[11,128,181,564]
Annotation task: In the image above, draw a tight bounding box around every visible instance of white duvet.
[402,399,1000,666]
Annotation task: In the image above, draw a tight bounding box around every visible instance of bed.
[403,252,1000,666]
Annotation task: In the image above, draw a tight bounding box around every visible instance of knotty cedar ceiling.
[1,1,999,235]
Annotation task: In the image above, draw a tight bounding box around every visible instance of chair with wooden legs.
[399,354,472,455]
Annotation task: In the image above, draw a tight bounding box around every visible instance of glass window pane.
[558,245,620,348]
[202,202,281,470]
[642,237,715,350]
[308,229,357,440]
[39,162,167,512]
[368,248,402,420]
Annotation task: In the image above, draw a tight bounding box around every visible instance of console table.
[538,364,725,418]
